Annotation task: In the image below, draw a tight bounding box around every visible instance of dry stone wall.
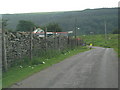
[3,31,83,69]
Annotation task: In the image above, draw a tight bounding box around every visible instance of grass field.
[80,34,119,57]
[3,46,89,88]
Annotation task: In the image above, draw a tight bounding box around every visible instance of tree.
[46,23,62,32]
[39,26,46,30]
[2,19,8,29]
[112,29,120,34]
[16,20,36,31]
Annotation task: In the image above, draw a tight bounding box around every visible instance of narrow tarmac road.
[11,47,118,88]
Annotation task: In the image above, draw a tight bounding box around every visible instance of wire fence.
[2,31,84,72]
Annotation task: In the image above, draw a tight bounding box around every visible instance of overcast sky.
[0,0,119,14]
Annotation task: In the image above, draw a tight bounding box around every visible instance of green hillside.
[3,8,118,35]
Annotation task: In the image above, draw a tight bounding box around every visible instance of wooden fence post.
[2,28,7,71]
[57,36,60,52]
[67,36,70,48]
[44,27,47,52]
[30,30,33,60]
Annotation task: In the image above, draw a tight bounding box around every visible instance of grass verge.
[80,34,119,57]
[3,46,89,88]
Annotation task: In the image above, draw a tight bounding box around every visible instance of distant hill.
[3,8,118,35]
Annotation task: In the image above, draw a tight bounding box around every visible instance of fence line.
[2,31,84,71]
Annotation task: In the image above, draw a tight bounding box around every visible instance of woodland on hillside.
[2,8,118,35]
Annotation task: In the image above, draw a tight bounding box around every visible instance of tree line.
[3,19,119,34]
[2,8,118,35]
[16,20,62,32]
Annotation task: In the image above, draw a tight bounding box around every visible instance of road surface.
[11,47,118,88]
